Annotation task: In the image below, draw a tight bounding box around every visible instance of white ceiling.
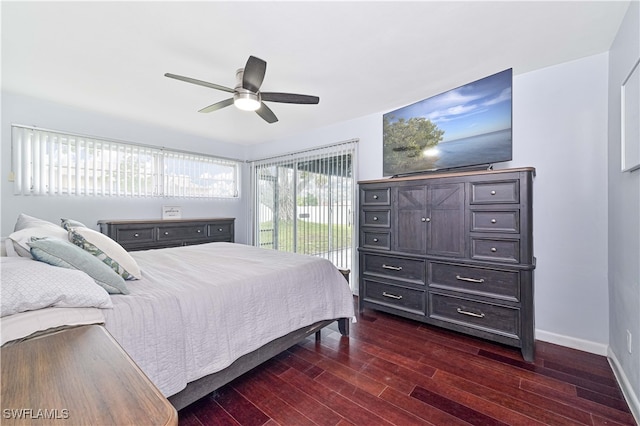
[1,1,631,146]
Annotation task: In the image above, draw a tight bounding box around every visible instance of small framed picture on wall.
[162,205,182,219]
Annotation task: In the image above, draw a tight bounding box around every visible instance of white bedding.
[103,242,355,397]
[0,307,105,345]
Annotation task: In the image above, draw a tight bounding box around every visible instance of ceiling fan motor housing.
[233,68,261,111]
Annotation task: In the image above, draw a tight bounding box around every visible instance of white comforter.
[102,242,355,397]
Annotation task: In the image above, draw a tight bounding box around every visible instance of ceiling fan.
[165,56,319,124]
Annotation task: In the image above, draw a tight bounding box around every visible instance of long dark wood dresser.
[358,167,536,361]
[98,218,235,251]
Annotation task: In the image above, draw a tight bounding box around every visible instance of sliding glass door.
[252,141,357,272]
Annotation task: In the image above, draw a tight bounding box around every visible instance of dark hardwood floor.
[178,303,637,426]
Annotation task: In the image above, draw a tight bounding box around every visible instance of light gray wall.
[608,0,640,410]
[0,92,251,243]
[250,54,612,353]
[515,54,610,350]
[244,114,382,181]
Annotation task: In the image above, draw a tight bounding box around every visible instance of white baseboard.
[535,329,608,355]
[608,349,640,425]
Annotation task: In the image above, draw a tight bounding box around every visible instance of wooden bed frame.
[168,317,350,410]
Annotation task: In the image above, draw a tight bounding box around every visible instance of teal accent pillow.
[28,237,129,295]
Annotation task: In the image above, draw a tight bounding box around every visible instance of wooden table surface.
[1,325,177,425]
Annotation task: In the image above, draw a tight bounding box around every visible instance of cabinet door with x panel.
[393,182,465,258]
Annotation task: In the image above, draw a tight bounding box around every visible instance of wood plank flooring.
[178,304,637,425]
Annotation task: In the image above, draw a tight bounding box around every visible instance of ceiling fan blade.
[198,98,234,113]
[256,102,278,124]
[261,92,319,104]
[242,56,267,92]
[165,73,235,93]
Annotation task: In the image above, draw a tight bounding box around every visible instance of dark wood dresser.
[98,218,235,251]
[358,167,536,361]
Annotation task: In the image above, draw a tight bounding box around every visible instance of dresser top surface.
[359,167,536,185]
[98,217,235,225]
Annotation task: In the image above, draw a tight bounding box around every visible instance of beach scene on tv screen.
[383,69,512,175]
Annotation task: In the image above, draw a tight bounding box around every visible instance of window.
[11,125,239,198]
[250,140,357,271]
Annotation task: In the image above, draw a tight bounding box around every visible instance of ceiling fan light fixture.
[234,92,260,111]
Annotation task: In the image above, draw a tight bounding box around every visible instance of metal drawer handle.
[197,229,202,233]
[373,195,379,199]
[456,275,485,284]
[218,228,223,232]
[133,233,139,238]
[421,217,431,222]
[457,308,485,318]
[490,190,496,195]
[164,231,169,235]
[491,219,497,224]
[382,292,403,300]
[373,216,379,221]
[382,264,403,271]
[491,247,497,252]
[373,238,379,242]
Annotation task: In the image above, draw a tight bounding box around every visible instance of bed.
[1,215,355,411]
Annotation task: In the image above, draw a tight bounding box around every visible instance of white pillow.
[61,218,87,231]
[68,227,141,280]
[0,257,113,317]
[7,225,69,258]
[14,213,58,231]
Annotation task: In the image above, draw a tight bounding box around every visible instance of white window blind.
[250,140,357,271]
[11,125,239,198]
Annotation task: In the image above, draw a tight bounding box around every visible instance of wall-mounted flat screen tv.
[383,68,512,176]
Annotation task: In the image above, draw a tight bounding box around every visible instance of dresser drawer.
[158,225,207,241]
[471,238,519,263]
[361,230,391,250]
[471,180,519,204]
[429,262,520,301]
[361,188,390,205]
[115,227,155,245]
[208,222,233,238]
[362,210,390,227]
[471,210,519,233]
[429,293,519,338]
[363,279,425,314]
[362,254,426,285]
